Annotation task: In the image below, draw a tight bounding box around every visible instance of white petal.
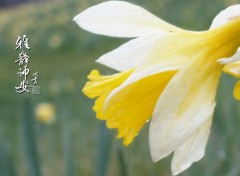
[97,33,167,71]
[210,4,240,29]
[218,48,240,64]
[171,117,212,176]
[149,57,221,162]
[73,1,181,38]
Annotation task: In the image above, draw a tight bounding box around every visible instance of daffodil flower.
[74,1,240,175]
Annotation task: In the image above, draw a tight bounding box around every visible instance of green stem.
[21,98,41,176]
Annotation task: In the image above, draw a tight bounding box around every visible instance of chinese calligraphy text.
[15,35,40,95]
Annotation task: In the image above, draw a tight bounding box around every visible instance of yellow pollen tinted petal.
[83,69,133,118]
[103,71,176,146]
[202,17,240,60]
[233,81,240,100]
[229,15,240,21]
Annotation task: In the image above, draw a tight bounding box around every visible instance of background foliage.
[0,0,240,175]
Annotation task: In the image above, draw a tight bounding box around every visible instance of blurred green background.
[1,0,240,175]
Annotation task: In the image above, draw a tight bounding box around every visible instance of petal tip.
[72,15,77,22]
[73,13,84,26]
[150,153,159,163]
[149,147,166,163]
[171,164,190,176]
[171,162,193,176]
[171,151,205,176]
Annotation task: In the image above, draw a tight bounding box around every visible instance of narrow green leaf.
[20,98,41,176]
[95,122,113,176]
[116,144,128,176]
[0,143,17,176]
[62,114,74,176]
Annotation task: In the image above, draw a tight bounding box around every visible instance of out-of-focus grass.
[1,0,240,176]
